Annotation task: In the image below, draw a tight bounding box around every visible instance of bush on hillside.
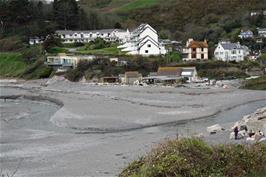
[0,37,25,52]
[119,138,266,177]
[241,75,266,90]
[85,37,111,50]
[65,68,83,82]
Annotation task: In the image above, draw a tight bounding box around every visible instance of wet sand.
[0,79,265,176]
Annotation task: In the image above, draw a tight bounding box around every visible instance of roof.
[56,29,126,35]
[188,40,208,48]
[125,71,142,78]
[157,67,182,76]
[220,42,247,50]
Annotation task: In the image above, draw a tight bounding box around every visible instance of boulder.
[207,124,224,134]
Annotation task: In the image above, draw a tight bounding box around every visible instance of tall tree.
[53,0,79,30]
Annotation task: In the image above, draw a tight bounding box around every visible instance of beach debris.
[207,124,224,134]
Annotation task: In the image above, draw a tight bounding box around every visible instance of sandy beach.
[0,79,265,177]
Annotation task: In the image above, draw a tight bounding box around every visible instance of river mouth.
[0,93,265,176]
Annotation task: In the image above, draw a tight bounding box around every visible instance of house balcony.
[45,61,73,67]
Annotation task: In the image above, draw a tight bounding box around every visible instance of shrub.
[119,138,266,177]
[0,36,25,52]
[65,68,83,82]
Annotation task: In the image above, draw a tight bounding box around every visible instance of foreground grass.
[0,52,53,79]
[119,138,266,177]
[0,53,27,77]
[77,46,125,56]
[241,75,266,90]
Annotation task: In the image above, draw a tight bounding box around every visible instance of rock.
[207,124,224,134]
[258,137,266,142]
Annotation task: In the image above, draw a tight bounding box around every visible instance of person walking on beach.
[234,126,239,140]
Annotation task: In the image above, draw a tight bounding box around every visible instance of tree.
[53,0,79,30]
[114,22,122,29]
[42,34,62,52]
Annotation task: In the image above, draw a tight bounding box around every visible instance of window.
[148,44,151,47]
[81,34,84,38]
[201,48,204,52]
[201,54,204,59]
[192,53,196,58]
[145,50,149,53]
[193,48,196,52]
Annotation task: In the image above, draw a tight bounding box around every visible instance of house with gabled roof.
[117,24,167,56]
[214,41,250,62]
[183,38,208,61]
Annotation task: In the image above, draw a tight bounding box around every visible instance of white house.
[238,30,254,39]
[182,38,208,61]
[29,37,44,45]
[56,29,130,44]
[214,41,250,62]
[257,28,266,38]
[117,24,167,56]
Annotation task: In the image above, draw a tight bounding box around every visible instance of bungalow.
[118,24,167,56]
[56,29,130,44]
[100,77,119,83]
[143,67,198,84]
[45,53,96,70]
[214,41,250,62]
[120,71,142,85]
[183,38,208,61]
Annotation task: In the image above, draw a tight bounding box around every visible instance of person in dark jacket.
[234,126,239,140]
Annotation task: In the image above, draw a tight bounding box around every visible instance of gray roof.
[220,42,247,50]
[56,29,126,35]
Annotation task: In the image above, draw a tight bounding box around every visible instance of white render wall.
[214,43,247,62]
[117,24,167,56]
[139,41,160,56]
[58,30,130,44]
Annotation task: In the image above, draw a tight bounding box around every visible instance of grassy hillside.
[0,52,53,79]
[120,138,266,177]
[0,53,27,77]
[79,0,161,13]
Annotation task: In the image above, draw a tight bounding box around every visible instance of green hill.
[79,0,161,13]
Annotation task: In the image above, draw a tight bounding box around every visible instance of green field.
[0,53,27,77]
[77,46,125,56]
[87,0,160,13]
[114,0,160,12]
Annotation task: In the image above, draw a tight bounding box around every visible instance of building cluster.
[40,23,266,73]
[101,66,198,85]
[56,29,130,43]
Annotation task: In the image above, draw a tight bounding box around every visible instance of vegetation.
[119,138,266,177]
[115,0,160,13]
[0,53,27,77]
[241,75,266,90]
